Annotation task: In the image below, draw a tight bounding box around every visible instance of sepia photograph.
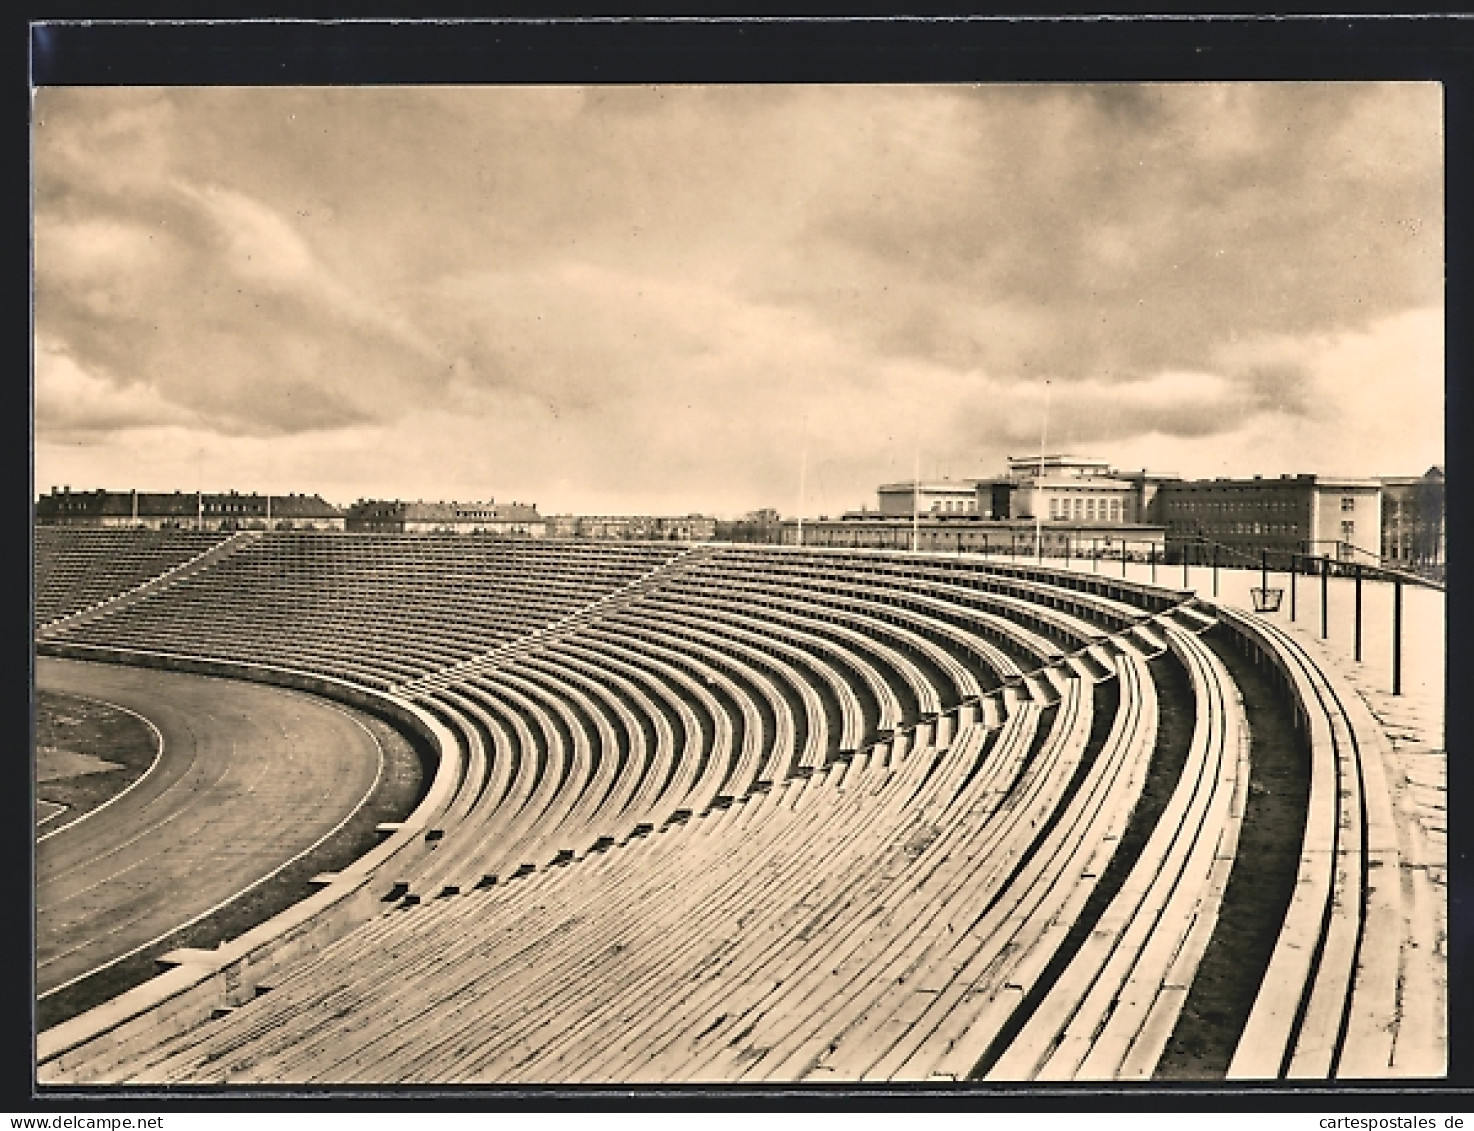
[30,69,1447,1092]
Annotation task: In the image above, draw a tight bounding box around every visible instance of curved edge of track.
[36,646,467,1070]
[37,696,167,845]
[38,696,387,1003]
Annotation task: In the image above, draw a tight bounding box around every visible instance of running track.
[36,658,384,998]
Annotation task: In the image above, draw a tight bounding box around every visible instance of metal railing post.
[1150,544,1156,583]
[1290,552,1297,621]
[1213,543,1220,597]
[1183,543,1189,589]
[1393,575,1403,695]
[1321,554,1329,640]
[1260,548,1268,604]
[1354,562,1363,662]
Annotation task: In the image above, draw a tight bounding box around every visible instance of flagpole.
[796,415,808,548]
[1036,380,1050,562]
[911,436,921,553]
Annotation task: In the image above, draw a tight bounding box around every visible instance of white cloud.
[34,338,200,435]
[180,181,443,362]
[32,84,1445,514]
[34,217,170,284]
[1106,307,1444,479]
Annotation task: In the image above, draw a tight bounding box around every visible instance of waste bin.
[1250,587,1284,613]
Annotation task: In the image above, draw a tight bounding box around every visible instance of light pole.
[911,440,920,554]
[1035,379,1050,564]
[796,415,808,548]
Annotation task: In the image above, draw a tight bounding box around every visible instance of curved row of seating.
[113,631,1156,1085]
[33,533,1432,1082]
[987,619,1248,1081]
[40,533,689,688]
[34,527,233,626]
[1220,608,1438,1079]
[369,542,1082,908]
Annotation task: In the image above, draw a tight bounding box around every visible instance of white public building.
[1000,454,1141,526]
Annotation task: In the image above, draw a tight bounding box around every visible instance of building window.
[1341,520,1355,539]
[1341,496,1356,512]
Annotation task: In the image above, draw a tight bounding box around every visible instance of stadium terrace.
[32,512,1444,1085]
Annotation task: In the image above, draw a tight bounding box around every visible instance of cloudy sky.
[33,83,1442,518]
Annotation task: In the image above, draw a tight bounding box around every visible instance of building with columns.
[788,453,1170,554]
[989,454,1144,526]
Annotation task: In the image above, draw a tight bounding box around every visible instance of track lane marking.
[42,702,328,895]
[37,738,237,909]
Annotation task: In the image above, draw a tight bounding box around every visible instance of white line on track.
[40,803,194,916]
[38,687,387,1001]
[38,696,167,844]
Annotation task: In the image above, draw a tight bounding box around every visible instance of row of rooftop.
[34,488,718,542]
[34,453,1444,571]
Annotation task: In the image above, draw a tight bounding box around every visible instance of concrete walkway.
[1012,554,1443,739]
[1030,553,1448,1059]
[1039,556,1444,840]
